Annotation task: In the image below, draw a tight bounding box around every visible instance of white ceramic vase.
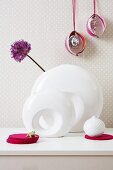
[22,64,103,137]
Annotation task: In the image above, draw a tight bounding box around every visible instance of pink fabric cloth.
[7,133,39,144]
[85,134,113,140]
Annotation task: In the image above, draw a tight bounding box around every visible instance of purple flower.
[10,40,45,72]
[10,40,31,62]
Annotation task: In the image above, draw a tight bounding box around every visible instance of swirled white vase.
[22,64,103,137]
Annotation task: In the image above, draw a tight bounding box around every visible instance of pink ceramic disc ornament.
[87,0,106,38]
[65,0,86,56]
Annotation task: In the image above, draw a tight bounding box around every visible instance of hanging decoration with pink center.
[86,0,106,38]
[65,0,86,56]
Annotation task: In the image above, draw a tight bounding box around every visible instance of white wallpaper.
[0,0,113,127]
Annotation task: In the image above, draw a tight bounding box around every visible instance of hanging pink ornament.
[87,0,106,38]
[65,0,86,56]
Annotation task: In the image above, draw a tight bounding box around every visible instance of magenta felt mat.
[85,134,113,140]
[7,133,39,144]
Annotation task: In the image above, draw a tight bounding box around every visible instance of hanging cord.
[93,0,96,14]
[72,0,76,31]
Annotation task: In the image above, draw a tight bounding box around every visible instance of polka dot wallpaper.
[0,0,113,128]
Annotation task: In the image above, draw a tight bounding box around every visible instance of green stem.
[27,54,45,72]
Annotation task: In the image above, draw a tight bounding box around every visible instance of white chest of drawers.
[0,128,113,170]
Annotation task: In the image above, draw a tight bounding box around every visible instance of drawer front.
[0,155,113,170]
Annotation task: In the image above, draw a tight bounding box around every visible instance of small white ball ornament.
[83,116,105,137]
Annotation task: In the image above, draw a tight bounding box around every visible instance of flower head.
[10,40,31,62]
[27,131,36,138]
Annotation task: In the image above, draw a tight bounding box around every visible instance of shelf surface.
[0,128,113,155]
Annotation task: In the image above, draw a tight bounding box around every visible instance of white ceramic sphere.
[83,116,105,137]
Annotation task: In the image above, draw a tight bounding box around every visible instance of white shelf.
[0,128,113,155]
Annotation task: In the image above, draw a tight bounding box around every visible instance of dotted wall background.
[0,0,113,128]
